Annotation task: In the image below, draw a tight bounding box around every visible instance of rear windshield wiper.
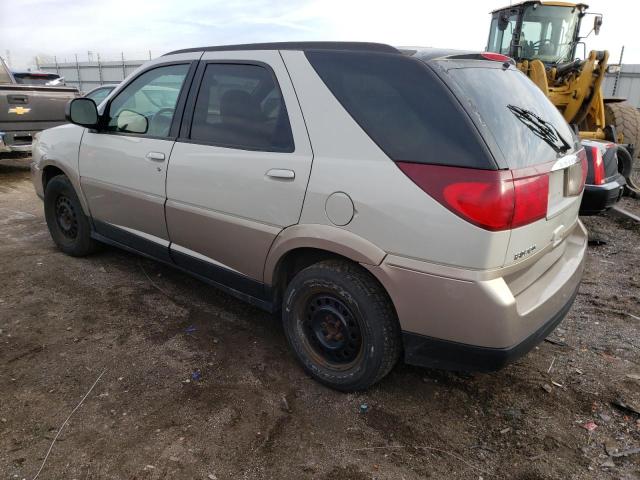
[507,104,571,154]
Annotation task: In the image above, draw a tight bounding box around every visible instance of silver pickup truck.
[0,57,79,154]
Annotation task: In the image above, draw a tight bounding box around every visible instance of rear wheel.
[604,101,640,193]
[282,260,401,391]
[44,175,98,256]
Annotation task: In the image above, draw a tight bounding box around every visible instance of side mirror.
[594,15,603,35]
[116,109,148,134]
[66,98,98,128]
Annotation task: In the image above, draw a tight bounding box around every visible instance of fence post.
[612,45,624,97]
[75,53,82,92]
[121,52,126,80]
[97,53,103,86]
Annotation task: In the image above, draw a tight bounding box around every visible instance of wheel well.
[42,165,65,192]
[270,247,391,311]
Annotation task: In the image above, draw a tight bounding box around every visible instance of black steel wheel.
[283,260,401,391]
[44,175,99,256]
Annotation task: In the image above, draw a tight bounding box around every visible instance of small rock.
[500,427,512,434]
[99,267,106,273]
[280,396,291,413]
[207,474,217,480]
[169,456,179,462]
[1,418,7,423]
[541,383,553,393]
[601,457,615,468]
[604,440,618,456]
[626,374,640,381]
[582,421,598,432]
[66,326,72,331]
[598,413,611,423]
[144,465,155,470]
[213,338,219,345]
[118,377,124,381]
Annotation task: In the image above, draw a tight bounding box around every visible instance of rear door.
[433,61,584,267]
[79,59,196,259]
[165,50,313,285]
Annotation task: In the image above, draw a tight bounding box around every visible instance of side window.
[86,87,112,105]
[190,63,294,152]
[107,64,189,137]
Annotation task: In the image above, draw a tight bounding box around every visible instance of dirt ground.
[1,156,639,480]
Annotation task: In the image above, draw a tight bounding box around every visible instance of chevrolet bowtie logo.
[8,106,31,115]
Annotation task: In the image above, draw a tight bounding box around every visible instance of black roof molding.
[163,42,399,56]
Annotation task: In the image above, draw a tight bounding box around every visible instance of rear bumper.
[580,175,625,216]
[0,130,35,153]
[402,284,578,371]
[366,220,587,371]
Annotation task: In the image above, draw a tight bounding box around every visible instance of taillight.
[481,52,512,62]
[396,162,550,231]
[590,146,605,185]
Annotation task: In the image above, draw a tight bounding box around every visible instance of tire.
[604,101,640,192]
[44,175,99,256]
[282,259,401,391]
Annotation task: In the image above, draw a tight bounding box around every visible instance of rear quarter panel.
[280,50,511,270]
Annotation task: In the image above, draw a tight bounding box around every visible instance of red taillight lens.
[396,162,550,231]
[590,146,605,185]
[481,52,512,62]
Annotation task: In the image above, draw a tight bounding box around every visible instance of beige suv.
[31,42,587,391]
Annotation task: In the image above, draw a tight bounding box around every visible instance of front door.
[165,50,313,290]
[79,62,192,258]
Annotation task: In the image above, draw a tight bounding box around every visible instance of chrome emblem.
[8,106,31,115]
[514,244,537,261]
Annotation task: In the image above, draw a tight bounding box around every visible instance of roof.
[490,1,588,13]
[164,42,399,56]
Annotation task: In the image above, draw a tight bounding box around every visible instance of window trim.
[96,60,198,141]
[177,59,295,153]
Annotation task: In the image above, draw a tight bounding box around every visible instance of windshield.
[445,65,576,168]
[520,5,580,63]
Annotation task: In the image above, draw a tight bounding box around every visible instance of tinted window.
[85,87,114,105]
[445,66,577,168]
[306,50,492,168]
[190,63,294,152]
[107,64,189,137]
[13,73,61,85]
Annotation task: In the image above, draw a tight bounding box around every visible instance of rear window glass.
[305,51,494,169]
[444,66,577,168]
[13,73,61,85]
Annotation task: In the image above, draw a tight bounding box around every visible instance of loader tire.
[604,101,640,193]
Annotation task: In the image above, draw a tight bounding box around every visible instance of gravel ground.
[1,157,639,480]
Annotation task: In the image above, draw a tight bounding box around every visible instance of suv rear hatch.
[419,53,586,269]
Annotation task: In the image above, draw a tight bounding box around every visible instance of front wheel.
[44,175,98,257]
[282,260,401,391]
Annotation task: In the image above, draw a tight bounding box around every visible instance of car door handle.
[146,152,165,162]
[266,169,295,180]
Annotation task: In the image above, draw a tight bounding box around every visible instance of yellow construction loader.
[486,1,640,192]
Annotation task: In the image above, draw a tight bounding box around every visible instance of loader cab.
[487,1,588,65]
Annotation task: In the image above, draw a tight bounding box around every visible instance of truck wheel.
[44,175,99,256]
[282,259,401,391]
[604,101,640,192]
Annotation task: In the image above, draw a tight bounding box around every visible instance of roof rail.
[163,41,399,56]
